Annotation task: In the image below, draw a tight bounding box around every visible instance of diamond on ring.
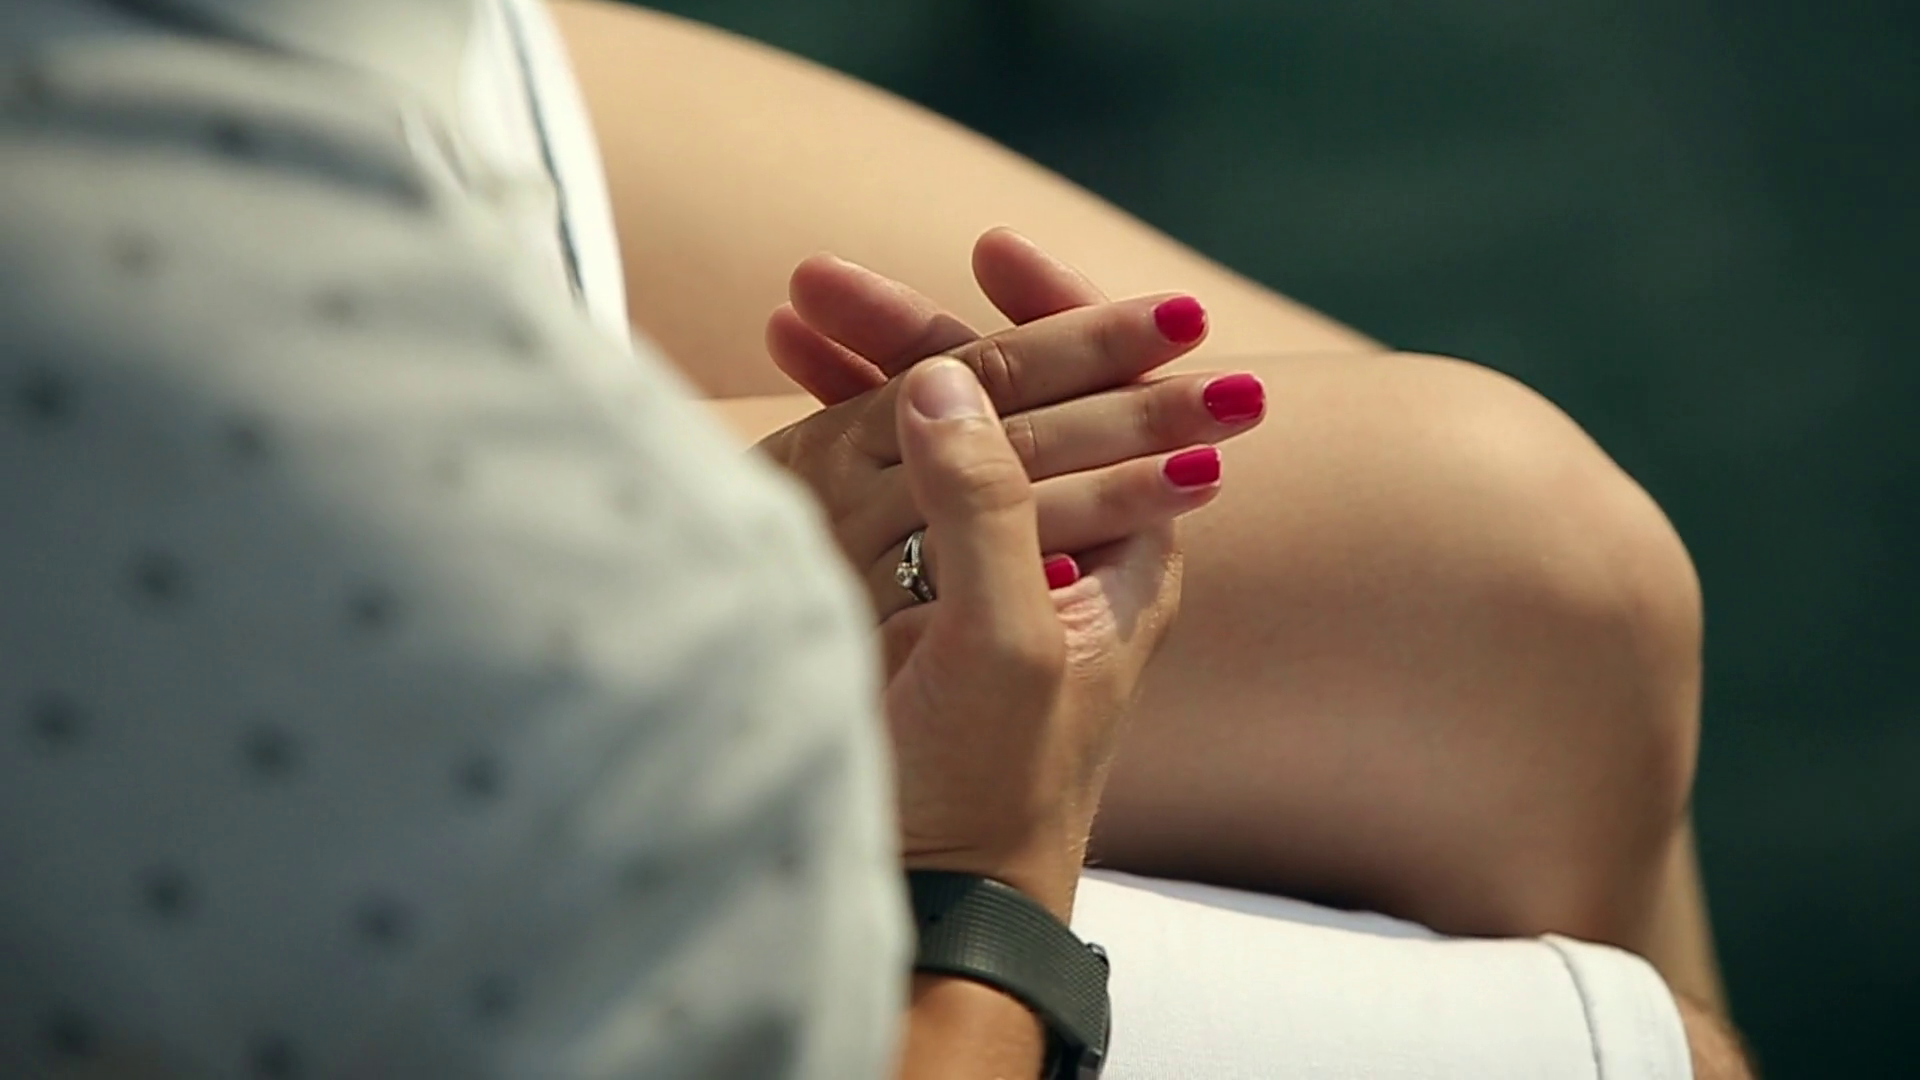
[895,528,936,604]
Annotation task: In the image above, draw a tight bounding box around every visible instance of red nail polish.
[1043,554,1082,590]
[1163,447,1222,488]
[1153,296,1208,345]
[1202,373,1265,423]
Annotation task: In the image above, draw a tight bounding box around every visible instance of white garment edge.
[1074,870,1691,1079]
[497,0,632,346]
[456,0,573,303]
[493,13,1694,1078]
[1545,933,1695,1080]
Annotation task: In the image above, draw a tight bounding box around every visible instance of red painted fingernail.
[1043,554,1082,590]
[1202,373,1266,423]
[1164,446,1222,488]
[1152,296,1208,345]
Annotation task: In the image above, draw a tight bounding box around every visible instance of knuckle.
[967,337,1022,408]
[1001,413,1043,471]
[1134,383,1182,448]
[1092,307,1143,373]
[1091,465,1151,521]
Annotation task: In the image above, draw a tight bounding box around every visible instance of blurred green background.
[636,0,1917,1073]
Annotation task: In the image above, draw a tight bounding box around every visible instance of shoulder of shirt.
[0,31,866,641]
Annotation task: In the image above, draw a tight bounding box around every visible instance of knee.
[1407,353,1703,884]
[1122,350,1702,939]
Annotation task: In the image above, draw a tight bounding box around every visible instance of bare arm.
[551,0,1377,399]
[898,978,1048,1080]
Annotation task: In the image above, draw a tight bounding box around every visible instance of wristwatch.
[906,871,1112,1079]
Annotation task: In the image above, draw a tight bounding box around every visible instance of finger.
[847,371,1257,559]
[789,252,981,375]
[845,385,1246,577]
[766,303,888,405]
[1031,446,1224,556]
[892,359,1055,641]
[862,526,940,623]
[1001,371,1265,481]
[971,227,1108,323]
[858,444,1224,621]
[785,235,1104,388]
[849,293,1211,464]
[863,528,1083,623]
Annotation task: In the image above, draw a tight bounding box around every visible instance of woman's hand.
[755,288,1265,623]
[881,358,1178,918]
[767,226,1120,404]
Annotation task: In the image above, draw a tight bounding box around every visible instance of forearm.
[899,976,1046,1080]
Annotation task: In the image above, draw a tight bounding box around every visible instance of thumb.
[895,359,1052,632]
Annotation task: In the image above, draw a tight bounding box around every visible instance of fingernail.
[1044,554,1082,590]
[1202,373,1266,423]
[1153,296,1208,345]
[908,359,989,420]
[1164,446,1222,488]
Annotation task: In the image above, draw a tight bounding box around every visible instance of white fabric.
[1075,871,1692,1079]
[456,0,575,309]
[453,0,631,345]
[500,0,631,343]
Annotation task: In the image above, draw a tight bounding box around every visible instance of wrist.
[901,820,1090,922]
[901,849,1082,921]
[904,871,1112,1079]
[899,974,1047,1080]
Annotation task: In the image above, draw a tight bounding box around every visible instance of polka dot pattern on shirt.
[23,693,85,751]
[0,16,905,1077]
[14,368,73,425]
[0,150,583,1074]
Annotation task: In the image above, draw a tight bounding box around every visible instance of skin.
[869,359,1184,1077]
[755,285,1251,619]
[550,0,1727,1011]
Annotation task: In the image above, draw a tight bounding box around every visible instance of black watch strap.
[906,871,1111,1079]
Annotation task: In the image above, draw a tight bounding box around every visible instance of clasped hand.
[755,230,1268,914]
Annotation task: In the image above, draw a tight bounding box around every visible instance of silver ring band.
[894,528,936,605]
